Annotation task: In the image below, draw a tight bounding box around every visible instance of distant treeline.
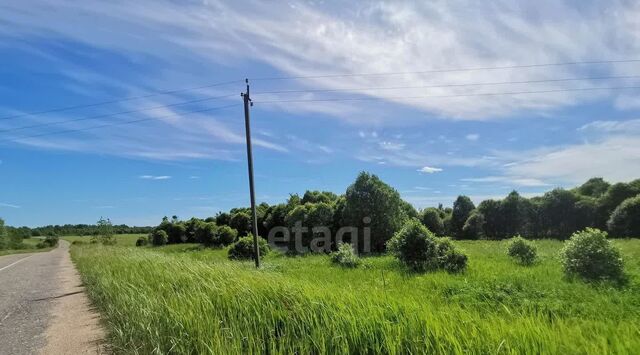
[5,224,153,238]
[147,173,640,253]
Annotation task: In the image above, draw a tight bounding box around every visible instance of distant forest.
[5,224,153,238]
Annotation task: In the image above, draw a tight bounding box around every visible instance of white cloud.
[461,176,550,187]
[417,166,443,174]
[379,141,405,151]
[465,133,480,141]
[139,175,171,180]
[0,202,21,209]
[578,119,640,134]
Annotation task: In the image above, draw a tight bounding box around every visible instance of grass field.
[71,239,640,354]
[62,234,144,247]
[0,237,54,256]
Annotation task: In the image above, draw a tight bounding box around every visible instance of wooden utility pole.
[241,79,261,268]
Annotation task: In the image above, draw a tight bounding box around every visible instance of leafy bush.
[507,236,537,265]
[195,222,218,246]
[435,237,468,273]
[216,225,238,246]
[387,219,468,273]
[420,208,444,235]
[559,228,625,283]
[150,230,168,246]
[330,242,361,268]
[607,195,640,237]
[387,219,438,271]
[135,236,148,247]
[228,235,270,260]
[229,212,252,236]
[37,235,59,249]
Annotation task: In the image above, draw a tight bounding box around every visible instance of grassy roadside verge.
[70,240,640,354]
[0,238,54,256]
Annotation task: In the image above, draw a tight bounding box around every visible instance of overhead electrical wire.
[0,79,243,121]
[252,85,640,104]
[0,103,241,144]
[251,75,640,95]
[0,93,237,133]
[249,59,640,81]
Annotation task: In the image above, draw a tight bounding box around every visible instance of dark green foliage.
[538,189,584,239]
[401,200,419,220]
[560,228,625,283]
[228,235,270,260]
[195,222,218,246]
[477,199,501,239]
[301,190,338,205]
[387,219,438,271]
[420,208,445,235]
[607,195,640,237]
[135,236,148,247]
[214,212,231,226]
[507,236,537,265]
[577,177,610,198]
[596,182,640,229]
[462,211,484,239]
[263,203,289,232]
[229,212,252,236]
[0,218,6,249]
[451,196,475,239]
[216,225,238,246]
[341,172,407,252]
[330,242,361,268]
[37,235,59,249]
[387,219,468,273]
[150,230,168,246]
[434,237,468,273]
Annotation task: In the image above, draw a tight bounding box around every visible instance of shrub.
[195,222,218,246]
[229,212,252,236]
[420,208,444,235]
[387,219,438,271]
[507,236,537,265]
[330,242,361,268]
[607,195,640,237]
[435,237,468,273]
[37,235,59,249]
[150,230,168,246]
[135,236,148,247]
[388,219,468,273]
[462,211,485,239]
[216,225,238,246]
[559,228,625,283]
[228,235,270,260]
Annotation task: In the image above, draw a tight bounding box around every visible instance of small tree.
[150,230,168,246]
[451,196,475,239]
[420,208,445,235]
[195,222,218,246]
[507,236,537,265]
[330,242,361,268]
[217,225,238,246]
[560,228,625,283]
[607,195,640,237]
[229,212,252,236]
[96,217,116,245]
[387,219,438,271]
[462,211,485,239]
[228,234,270,260]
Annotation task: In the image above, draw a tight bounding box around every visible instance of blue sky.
[1,0,640,226]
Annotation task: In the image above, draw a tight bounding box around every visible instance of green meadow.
[71,239,640,354]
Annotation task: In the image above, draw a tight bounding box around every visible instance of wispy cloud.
[0,202,21,209]
[417,166,443,174]
[139,175,171,180]
[465,133,480,141]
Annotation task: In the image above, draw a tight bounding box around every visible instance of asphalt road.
[0,242,69,355]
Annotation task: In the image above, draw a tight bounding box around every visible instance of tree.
[462,211,485,239]
[607,195,640,237]
[150,230,168,246]
[0,218,6,249]
[95,217,116,245]
[229,212,252,236]
[301,190,338,205]
[420,208,445,235]
[341,172,407,252]
[195,222,218,246]
[577,177,610,198]
[215,212,231,226]
[450,196,475,239]
[596,182,640,229]
[538,189,581,239]
[499,191,529,238]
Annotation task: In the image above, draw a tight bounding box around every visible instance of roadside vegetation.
[63,172,640,353]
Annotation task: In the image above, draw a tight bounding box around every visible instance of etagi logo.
[267,217,371,254]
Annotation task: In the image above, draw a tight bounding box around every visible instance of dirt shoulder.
[39,241,107,354]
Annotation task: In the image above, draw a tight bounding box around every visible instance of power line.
[0,79,243,121]
[0,103,241,144]
[253,85,640,104]
[252,75,640,96]
[250,59,640,81]
[0,93,237,134]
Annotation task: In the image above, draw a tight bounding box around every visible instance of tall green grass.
[71,240,640,354]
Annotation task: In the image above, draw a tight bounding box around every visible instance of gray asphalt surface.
[0,242,69,355]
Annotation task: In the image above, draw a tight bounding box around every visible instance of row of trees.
[147,173,640,254]
[3,223,153,238]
